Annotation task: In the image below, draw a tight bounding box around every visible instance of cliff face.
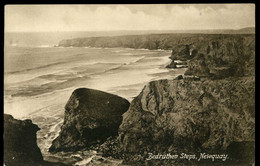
[170,44,196,61]
[118,77,255,165]
[170,35,255,79]
[49,88,130,152]
[4,114,43,165]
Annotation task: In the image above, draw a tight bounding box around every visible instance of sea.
[4,31,186,165]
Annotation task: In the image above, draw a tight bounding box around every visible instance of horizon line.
[4,27,255,33]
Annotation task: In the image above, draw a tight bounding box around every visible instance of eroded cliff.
[170,35,255,79]
[118,77,255,165]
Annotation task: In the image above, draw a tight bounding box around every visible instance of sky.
[5,4,255,32]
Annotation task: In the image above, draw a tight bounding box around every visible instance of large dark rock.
[4,114,67,166]
[4,114,43,165]
[49,88,130,152]
[118,77,255,165]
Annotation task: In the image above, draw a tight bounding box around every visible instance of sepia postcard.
[4,4,255,166]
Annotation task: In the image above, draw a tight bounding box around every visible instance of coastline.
[4,32,255,166]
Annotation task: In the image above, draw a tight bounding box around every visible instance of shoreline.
[5,44,172,52]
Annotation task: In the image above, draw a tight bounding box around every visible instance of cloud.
[5,4,255,32]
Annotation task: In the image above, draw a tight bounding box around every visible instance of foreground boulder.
[4,114,43,165]
[4,114,67,166]
[49,88,130,152]
[118,77,255,165]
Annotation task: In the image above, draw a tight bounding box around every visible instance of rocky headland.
[58,33,253,51]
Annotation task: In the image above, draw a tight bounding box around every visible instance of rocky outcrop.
[118,77,255,165]
[4,114,43,165]
[170,45,197,61]
[165,35,255,80]
[49,88,130,152]
[4,114,67,166]
[183,36,255,78]
[166,61,177,68]
[166,60,188,69]
[184,53,211,77]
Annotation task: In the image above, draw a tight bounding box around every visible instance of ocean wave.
[133,56,147,63]
[5,62,123,90]
[36,45,54,48]
[121,53,134,56]
[5,44,56,48]
[75,156,95,166]
[8,76,84,98]
[112,50,124,53]
[5,53,90,75]
[5,61,68,75]
[101,56,146,73]
[102,64,124,73]
[9,56,147,97]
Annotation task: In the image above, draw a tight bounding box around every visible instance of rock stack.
[49,88,130,152]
